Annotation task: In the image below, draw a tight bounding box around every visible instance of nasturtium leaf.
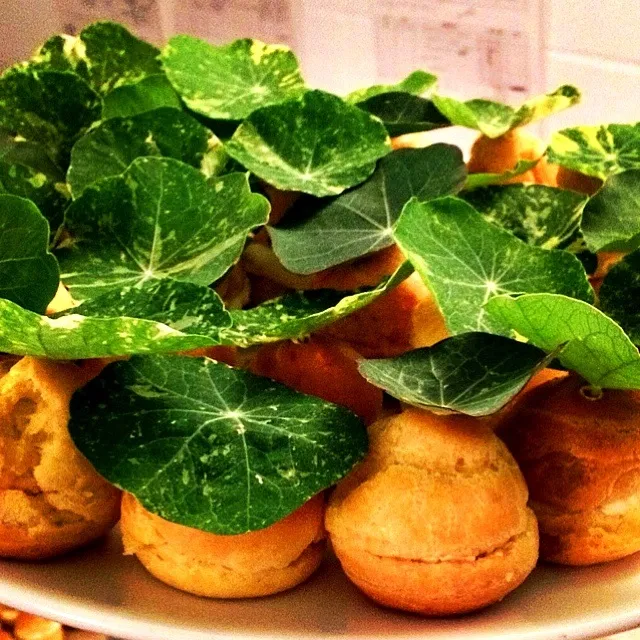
[356,93,451,136]
[548,123,640,179]
[394,197,594,335]
[57,158,270,301]
[34,22,163,95]
[60,278,232,340]
[269,144,466,274]
[161,36,306,120]
[0,299,216,359]
[485,293,640,390]
[580,170,640,252]
[0,195,59,313]
[345,70,437,104]
[464,159,539,189]
[599,250,640,346]
[219,263,412,347]
[226,90,391,197]
[359,333,555,416]
[432,85,580,138]
[102,74,181,120]
[67,107,221,195]
[68,355,368,534]
[463,184,587,249]
[0,68,101,165]
[0,160,68,232]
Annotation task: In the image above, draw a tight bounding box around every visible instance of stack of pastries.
[2,124,639,622]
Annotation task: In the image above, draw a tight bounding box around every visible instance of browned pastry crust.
[0,357,121,560]
[501,375,640,565]
[121,492,326,598]
[326,408,539,615]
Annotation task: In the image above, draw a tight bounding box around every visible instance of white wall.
[2,0,640,132]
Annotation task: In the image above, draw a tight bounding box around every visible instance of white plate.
[1,530,640,640]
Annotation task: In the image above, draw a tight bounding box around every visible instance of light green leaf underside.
[57,157,270,301]
[464,159,539,189]
[226,90,391,197]
[0,194,59,314]
[580,170,640,252]
[463,184,587,249]
[393,197,594,335]
[548,123,640,179]
[269,144,466,274]
[359,332,554,416]
[345,70,437,104]
[432,85,580,138]
[67,107,219,196]
[102,74,182,120]
[219,263,412,347]
[599,250,640,346]
[69,355,368,533]
[485,293,640,390]
[161,36,306,120]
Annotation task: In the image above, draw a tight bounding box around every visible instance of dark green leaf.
[599,250,640,345]
[548,123,640,179]
[357,93,450,136]
[432,85,580,138]
[34,22,162,95]
[0,195,59,313]
[69,355,367,533]
[463,184,587,249]
[464,159,539,189]
[161,36,306,120]
[226,90,391,197]
[60,278,231,340]
[67,107,221,196]
[269,144,466,274]
[580,170,640,252]
[0,299,216,359]
[0,68,101,165]
[393,197,593,334]
[359,333,555,416]
[219,263,412,347]
[485,293,640,390]
[102,74,181,120]
[345,70,437,104]
[57,158,269,301]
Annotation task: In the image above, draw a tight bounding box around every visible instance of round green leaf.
[463,184,587,249]
[599,250,640,346]
[548,123,640,179]
[580,170,640,252]
[0,194,59,313]
[393,197,594,335]
[161,36,306,120]
[432,85,580,138]
[0,299,216,360]
[359,333,555,416]
[485,293,640,390]
[226,90,391,196]
[219,263,412,347]
[345,70,437,104]
[69,355,368,534]
[67,108,220,196]
[57,158,270,301]
[269,144,466,274]
[102,74,181,120]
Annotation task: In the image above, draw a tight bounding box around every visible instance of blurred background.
[2,0,640,138]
